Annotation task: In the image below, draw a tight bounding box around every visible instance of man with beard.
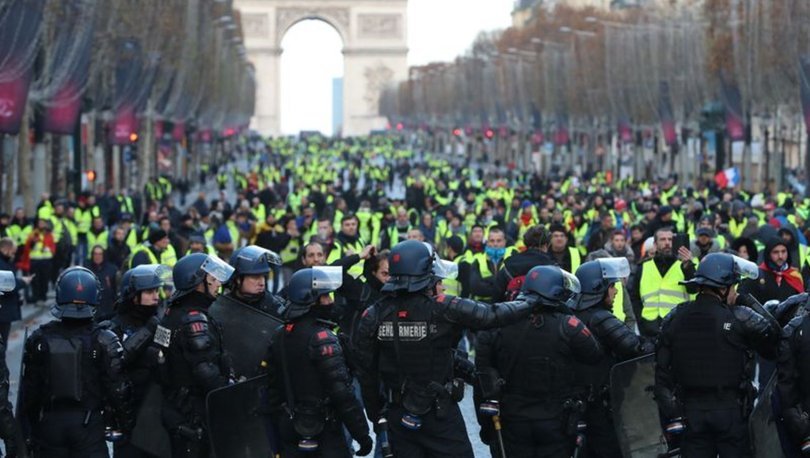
[690,227,721,261]
[381,207,412,250]
[102,264,168,458]
[629,227,696,337]
[739,237,805,304]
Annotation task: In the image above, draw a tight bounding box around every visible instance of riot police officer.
[102,264,168,458]
[776,292,810,456]
[262,267,373,457]
[475,265,603,457]
[226,245,284,315]
[209,245,285,379]
[19,266,133,457]
[573,258,654,458]
[0,271,22,457]
[354,240,539,457]
[655,252,780,457]
[155,253,235,458]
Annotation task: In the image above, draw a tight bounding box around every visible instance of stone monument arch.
[235,0,408,136]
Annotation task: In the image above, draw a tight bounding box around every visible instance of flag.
[0,0,44,134]
[714,167,741,188]
[719,71,746,142]
[800,55,810,135]
[658,82,677,146]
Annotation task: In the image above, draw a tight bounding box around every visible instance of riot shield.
[206,374,273,458]
[12,327,30,458]
[209,294,282,378]
[609,354,669,457]
[749,374,782,458]
[129,382,171,458]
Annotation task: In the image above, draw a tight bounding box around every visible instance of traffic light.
[129,132,139,142]
[452,128,462,137]
[85,170,97,182]
[485,129,495,139]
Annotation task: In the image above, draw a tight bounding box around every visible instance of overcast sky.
[279,0,514,135]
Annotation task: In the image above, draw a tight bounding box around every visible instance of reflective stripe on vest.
[613,282,626,322]
[639,260,689,321]
[568,247,581,273]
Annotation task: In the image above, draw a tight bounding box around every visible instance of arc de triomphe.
[234,0,409,136]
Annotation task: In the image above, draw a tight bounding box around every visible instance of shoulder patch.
[567,316,582,328]
[153,325,172,348]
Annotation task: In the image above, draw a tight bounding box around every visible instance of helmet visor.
[562,270,582,294]
[312,266,343,291]
[201,255,235,283]
[238,245,282,266]
[130,264,170,290]
[732,255,759,281]
[0,271,14,293]
[597,258,631,282]
[433,259,458,280]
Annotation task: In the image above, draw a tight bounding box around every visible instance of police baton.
[377,417,394,458]
[492,413,506,458]
[480,400,506,458]
[573,421,586,458]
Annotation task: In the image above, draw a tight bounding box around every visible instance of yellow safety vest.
[728,218,745,239]
[129,244,159,269]
[327,238,366,279]
[160,244,177,268]
[442,255,463,297]
[30,237,54,260]
[278,238,299,265]
[613,282,626,322]
[86,230,109,257]
[639,259,689,322]
[568,247,581,273]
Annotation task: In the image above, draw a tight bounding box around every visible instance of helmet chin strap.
[204,278,217,299]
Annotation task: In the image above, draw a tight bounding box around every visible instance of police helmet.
[574,258,630,311]
[171,253,234,301]
[522,265,581,308]
[280,267,342,320]
[52,266,101,319]
[680,252,758,288]
[229,245,281,276]
[119,264,169,304]
[0,271,15,295]
[383,240,457,293]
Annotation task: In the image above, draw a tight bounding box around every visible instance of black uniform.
[156,291,234,458]
[20,319,133,458]
[777,310,810,455]
[102,310,160,458]
[476,307,602,457]
[225,290,284,317]
[263,314,369,457]
[0,338,19,456]
[655,294,779,457]
[574,304,653,458]
[354,293,535,457]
